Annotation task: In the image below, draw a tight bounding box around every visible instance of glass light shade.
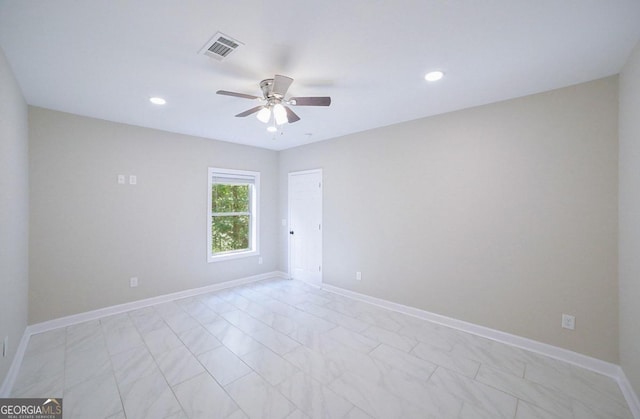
[256,107,271,123]
[267,125,277,133]
[273,104,288,125]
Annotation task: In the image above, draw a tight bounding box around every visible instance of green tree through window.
[211,184,251,253]
[208,168,259,262]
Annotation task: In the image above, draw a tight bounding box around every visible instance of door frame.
[287,169,323,285]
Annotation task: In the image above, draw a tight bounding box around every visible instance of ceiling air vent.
[200,32,243,61]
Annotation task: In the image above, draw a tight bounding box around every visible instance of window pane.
[212,215,249,253]
[212,184,250,213]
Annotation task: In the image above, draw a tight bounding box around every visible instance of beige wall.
[279,77,619,362]
[619,40,640,396]
[28,108,279,323]
[0,48,29,386]
[15,72,623,365]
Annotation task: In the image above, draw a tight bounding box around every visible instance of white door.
[288,170,322,286]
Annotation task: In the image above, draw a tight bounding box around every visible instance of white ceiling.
[1,1,639,151]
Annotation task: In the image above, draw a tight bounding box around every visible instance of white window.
[207,168,260,262]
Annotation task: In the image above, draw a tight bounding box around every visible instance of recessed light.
[149,97,166,105]
[424,71,444,82]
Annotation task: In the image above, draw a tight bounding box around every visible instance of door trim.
[288,169,323,285]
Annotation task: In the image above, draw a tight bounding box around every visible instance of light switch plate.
[561,314,575,330]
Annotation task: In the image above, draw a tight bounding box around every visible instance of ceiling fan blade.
[217,90,261,100]
[285,106,301,123]
[235,106,263,117]
[290,96,331,106]
[272,75,294,97]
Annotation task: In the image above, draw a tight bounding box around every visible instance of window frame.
[207,167,260,262]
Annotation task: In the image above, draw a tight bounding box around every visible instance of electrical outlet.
[130,277,138,288]
[3,336,8,357]
[258,257,263,265]
[561,314,575,330]
[356,271,362,281]
[117,175,125,184]
[129,175,137,185]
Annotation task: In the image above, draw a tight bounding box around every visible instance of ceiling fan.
[217,75,331,131]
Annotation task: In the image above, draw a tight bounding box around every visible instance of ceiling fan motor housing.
[260,79,277,99]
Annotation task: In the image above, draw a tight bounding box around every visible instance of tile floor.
[10,278,634,419]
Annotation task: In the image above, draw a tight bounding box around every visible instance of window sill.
[208,250,258,263]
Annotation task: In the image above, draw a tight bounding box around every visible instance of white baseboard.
[29,271,284,334]
[0,271,285,397]
[319,282,640,418]
[274,270,291,279]
[3,272,638,417]
[617,367,640,419]
[0,328,30,398]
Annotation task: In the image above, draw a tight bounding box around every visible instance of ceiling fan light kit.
[217,74,331,133]
[256,107,271,123]
[273,103,287,125]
